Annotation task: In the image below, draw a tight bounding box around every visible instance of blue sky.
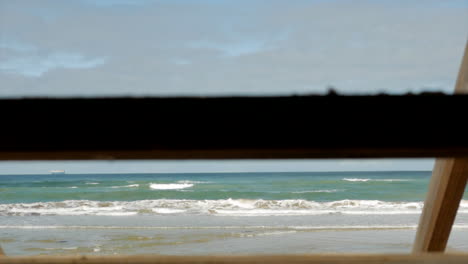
[0,159,434,174]
[1,0,467,97]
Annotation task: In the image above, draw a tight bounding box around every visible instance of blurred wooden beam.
[1,254,468,264]
[2,94,468,160]
[413,42,468,253]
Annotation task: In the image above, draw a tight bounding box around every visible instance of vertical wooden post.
[413,41,468,253]
[0,246,4,256]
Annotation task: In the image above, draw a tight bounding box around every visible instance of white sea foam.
[343,178,371,182]
[2,199,468,217]
[149,183,193,190]
[177,180,210,184]
[148,180,208,190]
[110,184,139,188]
[95,212,138,216]
[152,208,186,214]
[292,189,342,193]
[343,178,410,182]
[461,200,468,208]
[67,186,78,189]
[2,224,468,230]
[240,230,297,237]
[378,179,411,182]
[85,182,100,185]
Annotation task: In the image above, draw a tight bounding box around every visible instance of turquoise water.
[1,171,468,255]
[0,171,436,204]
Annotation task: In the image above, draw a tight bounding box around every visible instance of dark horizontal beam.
[1,95,468,160]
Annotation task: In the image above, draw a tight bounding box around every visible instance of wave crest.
[292,189,342,193]
[149,183,193,190]
[2,199,467,216]
[110,184,139,188]
[343,178,411,182]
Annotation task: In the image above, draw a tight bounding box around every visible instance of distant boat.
[50,170,66,174]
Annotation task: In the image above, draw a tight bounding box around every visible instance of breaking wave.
[149,183,194,190]
[2,199,467,216]
[343,178,411,182]
[292,189,342,193]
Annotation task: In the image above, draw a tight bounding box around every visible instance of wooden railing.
[2,254,468,264]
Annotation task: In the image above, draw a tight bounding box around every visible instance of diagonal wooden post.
[454,41,468,93]
[413,41,468,253]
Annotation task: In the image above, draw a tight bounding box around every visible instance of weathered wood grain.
[1,254,468,264]
[413,159,468,252]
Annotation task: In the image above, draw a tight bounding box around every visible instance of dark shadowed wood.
[413,42,468,252]
[2,95,468,160]
[1,254,468,264]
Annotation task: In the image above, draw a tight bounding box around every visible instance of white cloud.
[189,40,269,57]
[0,52,107,77]
[0,0,466,96]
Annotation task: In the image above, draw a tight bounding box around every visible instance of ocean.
[1,171,467,255]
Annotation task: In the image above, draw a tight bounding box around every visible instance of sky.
[1,0,467,97]
[0,159,434,174]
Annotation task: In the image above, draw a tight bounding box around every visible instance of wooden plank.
[413,159,468,252]
[1,254,468,264]
[2,95,468,160]
[413,42,468,252]
[455,42,468,94]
